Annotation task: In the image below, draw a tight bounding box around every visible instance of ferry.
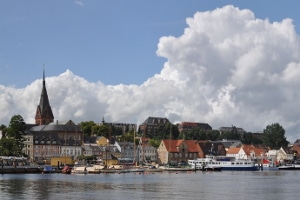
[188,157,259,171]
[219,158,259,171]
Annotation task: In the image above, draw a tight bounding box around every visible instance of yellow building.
[50,156,74,166]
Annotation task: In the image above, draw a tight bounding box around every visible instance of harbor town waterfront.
[0,170,300,200]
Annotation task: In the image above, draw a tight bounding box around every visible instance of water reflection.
[0,171,300,200]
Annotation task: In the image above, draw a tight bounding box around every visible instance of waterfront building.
[119,142,135,160]
[23,134,33,160]
[157,139,199,165]
[197,140,226,158]
[30,120,83,162]
[276,147,294,162]
[23,71,83,163]
[137,140,157,164]
[226,144,265,160]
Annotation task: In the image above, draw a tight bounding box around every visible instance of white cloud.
[1,5,300,142]
[74,0,84,7]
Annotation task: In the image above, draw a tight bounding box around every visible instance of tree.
[0,124,8,138]
[118,131,134,142]
[206,130,220,141]
[80,121,97,137]
[0,138,16,156]
[149,139,160,148]
[241,132,253,144]
[98,124,110,138]
[6,115,27,156]
[263,123,289,149]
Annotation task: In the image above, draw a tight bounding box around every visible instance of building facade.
[139,117,171,138]
[30,120,83,161]
[157,139,200,165]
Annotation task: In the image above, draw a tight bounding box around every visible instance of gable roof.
[162,139,199,153]
[226,147,240,154]
[242,144,265,157]
[197,140,225,156]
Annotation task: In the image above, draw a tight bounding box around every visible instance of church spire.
[35,69,54,125]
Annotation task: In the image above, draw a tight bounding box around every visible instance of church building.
[25,71,83,163]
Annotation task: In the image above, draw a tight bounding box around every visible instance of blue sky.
[1,0,300,87]
[2,1,300,142]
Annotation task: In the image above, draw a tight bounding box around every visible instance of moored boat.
[188,157,259,171]
[42,165,55,173]
[278,161,300,170]
[278,164,296,170]
[86,164,105,174]
[61,166,71,174]
[71,166,87,175]
[218,158,259,171]
[188,158,222,171]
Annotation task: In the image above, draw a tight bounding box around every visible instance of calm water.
[0,170,299,200]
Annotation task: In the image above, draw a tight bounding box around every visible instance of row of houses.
[21,118,244,163]
[23,121,299,166]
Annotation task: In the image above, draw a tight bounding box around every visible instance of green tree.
[206,130,220,141]
[241,132,253,144]
[80,121,97,137]
[0,138,16,156]
[263,123,289,149]
[118,131,134,142]
[98,124,110,138]
[6,115,27,156]
[0,124,8,138]
[149,139,160,148]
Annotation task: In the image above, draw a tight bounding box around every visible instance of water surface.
[0,170,298,200]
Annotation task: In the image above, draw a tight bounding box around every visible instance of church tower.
[35,70,54,125]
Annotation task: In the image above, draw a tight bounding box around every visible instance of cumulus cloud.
[1,5,300,141]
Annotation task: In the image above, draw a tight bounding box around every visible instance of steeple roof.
[39,70,51,113]
[35,69,54,125]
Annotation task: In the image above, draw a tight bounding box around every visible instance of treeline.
[79,121,290,149]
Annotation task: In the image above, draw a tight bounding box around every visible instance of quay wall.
[0,166,60,174]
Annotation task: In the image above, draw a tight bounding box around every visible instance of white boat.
[86,164,105,173]
[127,167,146,173]
[188,157,259,171]
[278,161,300,170]
[219,158,259,171]
[71,166,88,174]
[188,158,222,171]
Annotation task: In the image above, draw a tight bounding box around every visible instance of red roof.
[162,139,199,153]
